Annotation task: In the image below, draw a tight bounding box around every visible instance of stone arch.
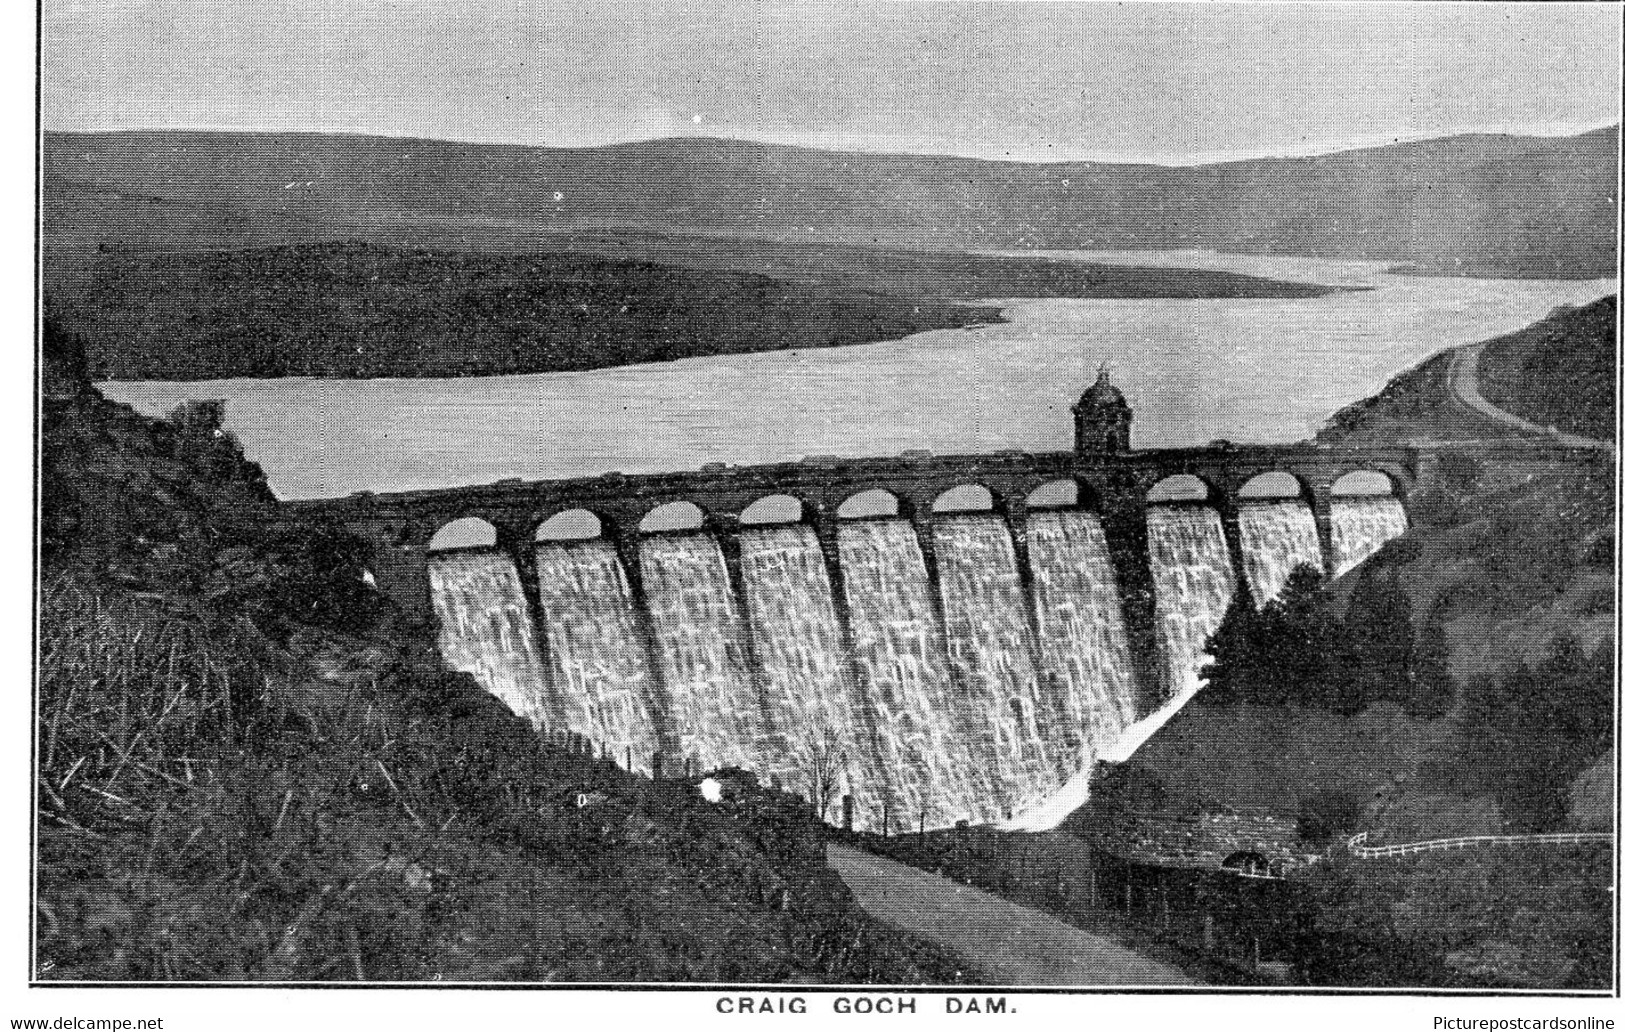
[1332,470,1401,498]
[1237,471,1308,500]
[429,515,498,551]
[1339,471,1404,497]
[1221,850,1271,877]
[740,494,807,525]
[534,508,606,542]
[837,488,901,520]
[639,500,707,534]
[1146,473,1216,505]
[932,484,996,513]
[1026,477,1099,510]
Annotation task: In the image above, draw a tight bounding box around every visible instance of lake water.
[100,252,1614,500]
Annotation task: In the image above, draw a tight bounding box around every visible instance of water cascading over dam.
[1010,510,1138,829]
[354,373,1443,833]
[530,541,663,775]
[838,519,986,830]
[420,489,1410,830]
[428,550,560,726]
[736,525,869,811]
[933,515,1053,822]
[1237,500,1325,605]
[1146,506,1237,706]
[638,533,760,773]
[1331,496,1410,577]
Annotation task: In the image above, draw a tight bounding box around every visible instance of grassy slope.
[58,242,1001,381]
[38,369,977,983]
[53,238,1345,381]
[1477,296,1617,439]
[1316,296,1619,447]
[45,126,1619,277]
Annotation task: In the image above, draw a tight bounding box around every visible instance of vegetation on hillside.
[1317,296,1619,448]
[55,242,1004,381]
[1477,296,1616,439]
[1198,566,1455,718]
[37,318,977,983]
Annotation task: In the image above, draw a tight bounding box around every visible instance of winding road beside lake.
[826,843,1193,986]
[1447,341,1615,452]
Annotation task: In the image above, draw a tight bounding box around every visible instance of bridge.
[287,437,1433,706]
[282,359,1605,729]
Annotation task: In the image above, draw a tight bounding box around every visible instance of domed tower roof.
[1073,363,1133,454]
[1074,364,1127,411]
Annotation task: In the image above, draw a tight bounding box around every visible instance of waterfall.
[933,515,1050,819]
[639,533,760,773]
[531,540,662,774]
[1331,496,1410,577]
[428,549,560,725]
[427,483,1401,834]
[1012,510,1141,828]
[737,525,872,821]
[1238,500,1325,605]
[1146,506,1237,707]
[838,519,992,830]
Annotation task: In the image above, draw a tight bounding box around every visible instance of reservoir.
[99,252,1614,500]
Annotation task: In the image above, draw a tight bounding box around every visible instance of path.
[1447,343,1614,452]
[826,843,1193,986]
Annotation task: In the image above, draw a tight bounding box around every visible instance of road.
[826,843,1193,987]
[1447,342,1614,452]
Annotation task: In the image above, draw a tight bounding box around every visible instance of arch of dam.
[283,423,1592,835]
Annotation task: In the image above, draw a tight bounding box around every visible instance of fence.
[1347,830,1613,860]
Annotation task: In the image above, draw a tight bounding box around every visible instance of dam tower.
[1074,364,1133,454]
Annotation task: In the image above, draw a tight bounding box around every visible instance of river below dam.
[100,251,1613,501]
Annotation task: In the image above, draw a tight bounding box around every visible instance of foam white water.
[1238,500,1325,604]
[736,524,871,819]
[427,549,560,725]
[933,516,1050,817]
[838,519,991,831]
[638,533,760,773]
[531,540,663,775]
[1331,496,1409,577]
[1146,506,1237,706]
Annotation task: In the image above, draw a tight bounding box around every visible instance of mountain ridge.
[46,125,1619,278]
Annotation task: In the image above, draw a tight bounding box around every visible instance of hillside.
[1476,296,1616,439]
[45,126,1619,278]
[36,321,977,983]
[1065,304,1617,987]
[1316,296,1618,447]
[52,242,1004,380]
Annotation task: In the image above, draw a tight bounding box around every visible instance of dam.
[287,371,1481,833]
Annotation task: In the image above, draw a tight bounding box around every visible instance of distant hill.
[45,126,1619,279]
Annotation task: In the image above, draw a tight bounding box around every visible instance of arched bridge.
[285,441,1430,708]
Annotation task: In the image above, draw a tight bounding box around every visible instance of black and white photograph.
[21,0,1624,1021]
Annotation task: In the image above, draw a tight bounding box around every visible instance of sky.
[42,1,1624,164]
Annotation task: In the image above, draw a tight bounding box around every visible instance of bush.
[1297,789,1364,846]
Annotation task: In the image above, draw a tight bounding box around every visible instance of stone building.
[1073,364,1133,453]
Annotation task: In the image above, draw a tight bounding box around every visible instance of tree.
[1088,763,1167,817]
[1297,788,1364,846]
[1403,620,1456,719]
[802,725,850,822]
[1336,574,1415,712]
